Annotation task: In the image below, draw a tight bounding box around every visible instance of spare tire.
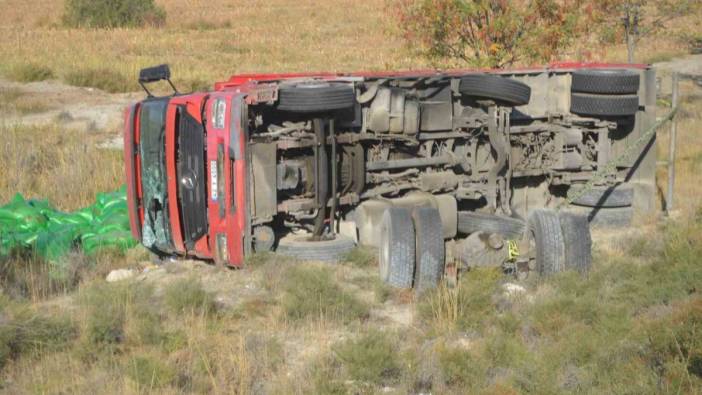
[571,69,640,95]
[569,183,634,208]
[276,233,356,263]
[277,82,356,113]
[570,93,639,117]
[459,74,531,106]
[457,211,525,239]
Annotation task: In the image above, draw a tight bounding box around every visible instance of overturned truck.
[124,63,657,290]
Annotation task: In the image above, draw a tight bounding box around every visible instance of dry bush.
[342,246,376,267]
[333,330,401,385]
[163,277,217,316]
[63,0,166,28]
[7,63,54,83]
[417,267,503,334]
[0,296,77,370]
[280,264,369,324]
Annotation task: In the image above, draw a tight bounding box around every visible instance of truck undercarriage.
[125,64,657,290]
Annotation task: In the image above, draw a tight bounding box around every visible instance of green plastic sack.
[0,186,136,263]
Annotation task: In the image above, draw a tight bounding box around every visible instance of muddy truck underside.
[126,64,657,290]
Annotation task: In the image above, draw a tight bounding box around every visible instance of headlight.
[213,99,226,129]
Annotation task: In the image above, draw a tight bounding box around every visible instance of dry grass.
[0,125,123,211]
[656,80,702,215]
[0,0,700,94]
[0,87,52,115]
[0,0,417,93]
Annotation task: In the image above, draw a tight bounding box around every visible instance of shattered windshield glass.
[139,98,174,252]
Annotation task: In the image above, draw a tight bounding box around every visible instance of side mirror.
[138,64,178,97]
[139,64,171,83]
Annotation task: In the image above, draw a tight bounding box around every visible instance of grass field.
[0,0,414,93]
[1,0,702,394]
[0,0,698,93]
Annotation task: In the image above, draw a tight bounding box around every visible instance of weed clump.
[0,297,76,369]
[417,267,503,333]
[8,63,54,82]
[334,330,401,385]
[281,265,368,323]
[79,281,158,346]
[126,355,176,389]
[64,68,132,93]
[342,247,376,267]
[63,0,165,28]
[163,278,217,316]
[437,346,484,388]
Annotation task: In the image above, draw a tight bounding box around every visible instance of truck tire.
[588,207,634,228]
[459,74,531,106]
[571,69,640,94]
[277,82,356,113]
[457,211,526,239]
[559,212,592,274]
[412,207,445,292]
[276,234,356,263]
[570,93,639,117]
[379,207,415,288]
[527,209,565,276]
[569,184,634,208]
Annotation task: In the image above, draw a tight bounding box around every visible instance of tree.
[396,0,607,68]
[614,0,701,62]
[396,0,702,68]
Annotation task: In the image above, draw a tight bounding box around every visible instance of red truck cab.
[124,66,252,266]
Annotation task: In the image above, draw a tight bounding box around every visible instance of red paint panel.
[214,62,649,90]
[225,94,249,267]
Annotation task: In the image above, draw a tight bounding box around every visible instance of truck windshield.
[139,98,174,252]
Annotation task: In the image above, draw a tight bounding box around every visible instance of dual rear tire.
[379,207,445,291]
[378,207,592,290]
[570,69,640,118]
[526,209,592,276]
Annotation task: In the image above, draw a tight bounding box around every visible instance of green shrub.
[281,265,368,323]
[127,355,176,389]
[63,0,166,28]
[437,346,485,388]
[342,247,376,267]
[243,251,275,267]
[333,330,400,385]
[417,267,502,333]
[0,298,76,369]
[80,282,157,345]
[163,278,217,316]
[64,68,133,93]
[8,63,54,82]
[307,355,347,394]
